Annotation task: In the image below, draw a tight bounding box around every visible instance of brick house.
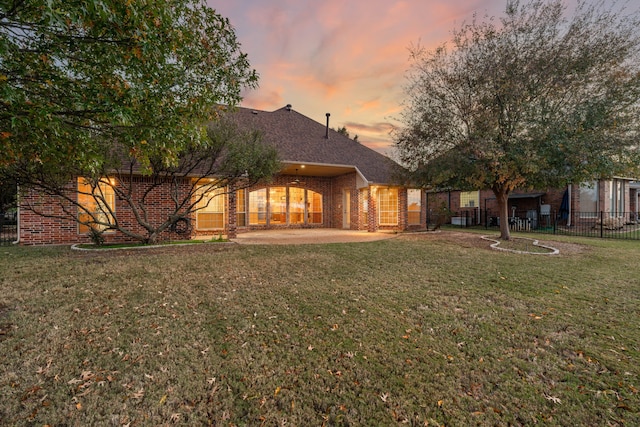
[430,177,639,230]
[17,105,427,245]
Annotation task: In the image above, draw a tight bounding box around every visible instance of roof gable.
[228,106,400,184]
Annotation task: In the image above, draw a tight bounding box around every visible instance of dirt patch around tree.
[399,230,588,255]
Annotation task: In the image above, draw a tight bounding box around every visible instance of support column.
[227,186,237,239]
[367,186,377,232]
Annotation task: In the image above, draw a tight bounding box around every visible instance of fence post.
[553,210,557,234]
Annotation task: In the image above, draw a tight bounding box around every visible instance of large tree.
[394,0,640,239]
[0,0,258,174]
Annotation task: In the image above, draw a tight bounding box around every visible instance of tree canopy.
[394,0,640,239]
[0,0,258,176]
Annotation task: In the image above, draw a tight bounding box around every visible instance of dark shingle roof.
[229,106,399,184]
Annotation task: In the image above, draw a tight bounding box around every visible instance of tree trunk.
[494,188,511,240]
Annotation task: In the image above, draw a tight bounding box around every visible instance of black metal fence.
[429,209,640,240]
[0,212,17,245]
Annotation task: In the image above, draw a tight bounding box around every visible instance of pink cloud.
[343,121,395,136]
[210,0,514,153]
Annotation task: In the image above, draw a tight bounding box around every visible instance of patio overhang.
[279,161,355,178]
[279,161,371,189]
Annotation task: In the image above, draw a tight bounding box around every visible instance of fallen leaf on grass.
[36,359,52,375]
[544,394,562,404]
[131,388,145,400]
[76,388,92,398]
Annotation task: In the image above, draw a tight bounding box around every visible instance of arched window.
[249,188,267,225]
[248,187,322,225]
[269,187,286,224]
[290,187,305,224]
[307,190,322,224]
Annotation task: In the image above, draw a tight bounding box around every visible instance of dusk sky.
[211,1,618,154]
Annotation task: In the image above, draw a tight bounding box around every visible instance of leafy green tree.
[1,0,258,175]
[0,176,16,218]
[394,0,640,239]
[0,1,275,244]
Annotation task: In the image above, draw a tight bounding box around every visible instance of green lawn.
[0,232,638,426]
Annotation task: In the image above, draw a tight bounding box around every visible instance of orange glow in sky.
[210,0,611,155]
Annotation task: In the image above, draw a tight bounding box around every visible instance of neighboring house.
[18,105,427,245]
[431,177,639,230]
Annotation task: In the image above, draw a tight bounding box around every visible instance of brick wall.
[20,177,194,245]
[367,188,377,232]
[356,188,369,231]
[20,172,421,244]
[397,188,408,230]
[330,172,357,230]
[19,194,82,246]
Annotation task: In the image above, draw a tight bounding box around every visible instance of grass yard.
[0,232,638,426]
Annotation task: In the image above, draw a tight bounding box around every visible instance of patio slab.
[232,229,398,245]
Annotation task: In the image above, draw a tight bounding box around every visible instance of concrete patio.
[232,229,398,245]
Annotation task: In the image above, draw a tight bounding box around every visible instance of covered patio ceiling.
[279,162,357,178]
